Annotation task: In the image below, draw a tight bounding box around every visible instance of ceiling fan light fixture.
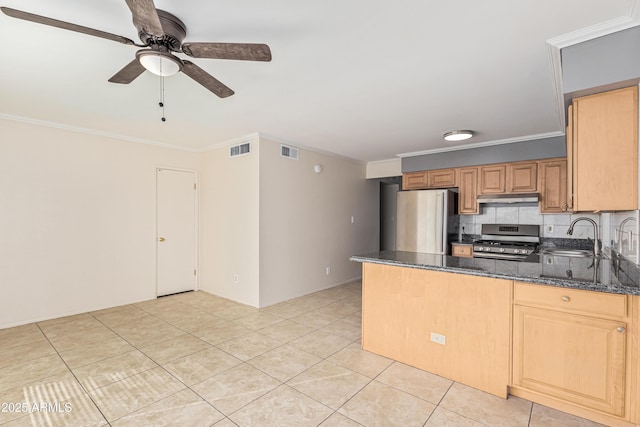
[136,50,182,76]
[443,130,474,142]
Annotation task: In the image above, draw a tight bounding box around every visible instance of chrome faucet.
[567,217,600,257]
[618,216,637,252]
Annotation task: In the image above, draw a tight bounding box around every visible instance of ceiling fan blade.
[124,0,164,38]
[182,61,234,98]
[182,43,272,62]
[0,7,136,45]
[108,59,146,84]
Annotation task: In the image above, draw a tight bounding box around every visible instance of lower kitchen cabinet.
[511,282,638,426]
[512,305,626,416]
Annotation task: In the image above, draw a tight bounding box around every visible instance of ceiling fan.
[0,0,272,98]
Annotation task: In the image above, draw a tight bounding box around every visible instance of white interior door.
[157,168,197,296]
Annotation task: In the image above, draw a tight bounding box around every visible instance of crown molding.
[546,0,640,129]
[0,112,199,152]
[396,131,564,158]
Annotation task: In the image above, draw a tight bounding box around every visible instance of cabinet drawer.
[514,282,627,319]
[452,244,473,258]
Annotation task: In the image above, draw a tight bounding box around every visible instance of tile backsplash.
[460,206,640,265]
[459,206,600,240]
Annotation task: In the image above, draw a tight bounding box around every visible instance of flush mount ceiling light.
[136,50,183,77]
[443,130,474,142]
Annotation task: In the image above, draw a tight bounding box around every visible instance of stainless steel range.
[473,224,540,261]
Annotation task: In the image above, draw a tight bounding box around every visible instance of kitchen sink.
[539,248,598,258]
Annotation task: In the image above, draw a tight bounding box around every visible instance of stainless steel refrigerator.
[396,189,458,254]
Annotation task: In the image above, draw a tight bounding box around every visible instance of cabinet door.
[566,105,574,211]
[479,165,506,194]
[512,305,627,416]
[428,169,456,188]
[458,167,478,214]
[507,162,537,193]
[538,158,568,213]
[402,171,429,190]
[572,86,638,211]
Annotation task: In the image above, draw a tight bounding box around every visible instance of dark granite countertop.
[350,250,640,296]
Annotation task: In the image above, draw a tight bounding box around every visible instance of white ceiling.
[0,0,635,162]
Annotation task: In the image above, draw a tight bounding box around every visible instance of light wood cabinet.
[451,243,473,257]
[458,167,479,214]
[507,161,537,193]
[402,171,428,190]
[512,282,630,419]
[569,86,638,211]
[362,262,511,398]
[479,164,506,194]
[539,158,569,213]
[428,169,456,188]
[402,168,456,190]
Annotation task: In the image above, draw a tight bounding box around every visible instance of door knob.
[158,237,165,242]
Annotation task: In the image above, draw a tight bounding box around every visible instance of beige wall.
[0,118,199,328]
[0,120,379,327]
[366,158,401,179]
[259,139,379,306]
[199,137,260,307]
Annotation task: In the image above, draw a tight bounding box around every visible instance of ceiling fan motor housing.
[137,9,186,52]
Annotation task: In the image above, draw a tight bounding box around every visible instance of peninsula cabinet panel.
[539,158,569,213]
[479,165,506,194]
[571,86,638,211]
[402,171,429,190]
[458,167,479,214]
[507,161,537,193]
[512,305,627,417]
[361,262,511,398]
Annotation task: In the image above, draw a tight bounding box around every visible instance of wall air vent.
[280,144,299,160]
[229,142,251,158]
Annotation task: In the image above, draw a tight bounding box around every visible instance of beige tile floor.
[0,281,608,427]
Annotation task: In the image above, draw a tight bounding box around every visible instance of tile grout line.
[33,321,111,426]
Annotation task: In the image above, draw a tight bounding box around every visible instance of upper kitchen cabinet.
[402,170,429,190]
[507,161,537,193]
[428,168,456,188]
[569,86,638,211]
[458,167,479,214]
[402,168,456,190]
[479,164,506,194]
[479,161,538,195]
[539,158,568,213]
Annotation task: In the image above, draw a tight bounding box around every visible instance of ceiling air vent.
[281,144,299,160]
[229,142,251,158]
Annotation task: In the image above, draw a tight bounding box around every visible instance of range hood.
[477,193,539,204]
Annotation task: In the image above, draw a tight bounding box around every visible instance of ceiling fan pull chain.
[159,71,166,122]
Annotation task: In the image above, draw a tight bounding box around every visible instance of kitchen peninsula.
[351,251,640,427]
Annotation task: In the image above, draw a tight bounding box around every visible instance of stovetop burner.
[472,224,540,261]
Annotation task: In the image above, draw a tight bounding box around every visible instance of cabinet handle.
[561,296,570,302]
[617,326,626,333]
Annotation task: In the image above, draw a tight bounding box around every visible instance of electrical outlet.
[325,266,331,275]
[546,225,554,234]
[430,332,446,345]
[233,274,239,283]
[350,216,355,224]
